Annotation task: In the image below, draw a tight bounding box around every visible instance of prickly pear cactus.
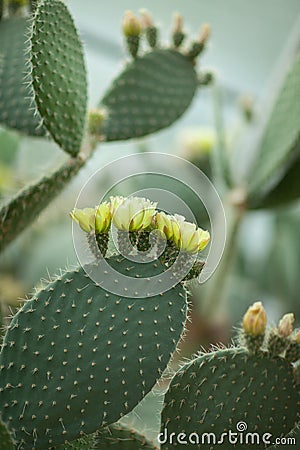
[99,49,198,141]
[94,422,158,449]
[94,13,211,142]
[0,258,187,448]
[0,17,46,136]
[28,0,88,156]
[161,303,300,449]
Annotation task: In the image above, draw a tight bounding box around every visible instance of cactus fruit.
[94,422,158,449]
[0,257,187,448]
[0,415,14,450]
[94,13,211,142]
[0,17,46,136]
[28,0,88,156]
[0,156,85,253]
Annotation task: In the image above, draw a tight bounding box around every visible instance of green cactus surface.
[56,433,96,449]
[29,0,88,156]
[252,145,300,209]
[0,156,85,253]
[161,348,299,449]
[0,17,46,136]
[94,422,158,449]
[0,257,187,449]
[99,49,198,141]
[248,55,300,198]
[0,415,14,450]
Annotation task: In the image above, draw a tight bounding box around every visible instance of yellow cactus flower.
[155,211,174,240]
[155,212,210,253]
[197,228,210,251]
[122,10,141,37]
[109,196,125,214]
[70,208,95,233]
[95,202,112,233]
[111,196,157,232]
[278,313,294,338]
[242,302,267,337]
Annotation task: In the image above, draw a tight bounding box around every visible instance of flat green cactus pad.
[0,17,46,136]
[95,423,158,449]
[161,348,299,449]
[0,416,14,450]
[29,0,87,156]
[99,49,198,141]
[0,257,187,448]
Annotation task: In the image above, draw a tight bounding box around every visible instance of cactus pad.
[99,49,197,141]
[0,257,187,448]
[0,416,14,450]
[94,423,158,449]
[29,0,88,156]
[0,17,46,136]
[0,156,85,253]
[161,348,299,449]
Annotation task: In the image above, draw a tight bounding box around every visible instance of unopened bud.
[278,313,294,338]
[122,11,141,37]
[140,9,158,48]
[172,12,185,48]
[140,9,153,29]
[88,108,106,136]
[243,302,267,337]
[199,23,211,44]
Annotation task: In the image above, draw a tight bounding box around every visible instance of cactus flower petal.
[70,208,95,233]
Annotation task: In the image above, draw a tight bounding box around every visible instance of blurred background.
[1,0,300,441]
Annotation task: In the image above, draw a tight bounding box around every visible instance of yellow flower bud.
[122,11,141,37]
[95,202,112,233]
[70,208,95,233]
[278,313,294,338]
[295,330,300,344]
[242,302,267,337]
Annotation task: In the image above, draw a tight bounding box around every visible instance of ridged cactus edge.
[0,256,187,449]
[94,422,158,449]
[0,17,46,136]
